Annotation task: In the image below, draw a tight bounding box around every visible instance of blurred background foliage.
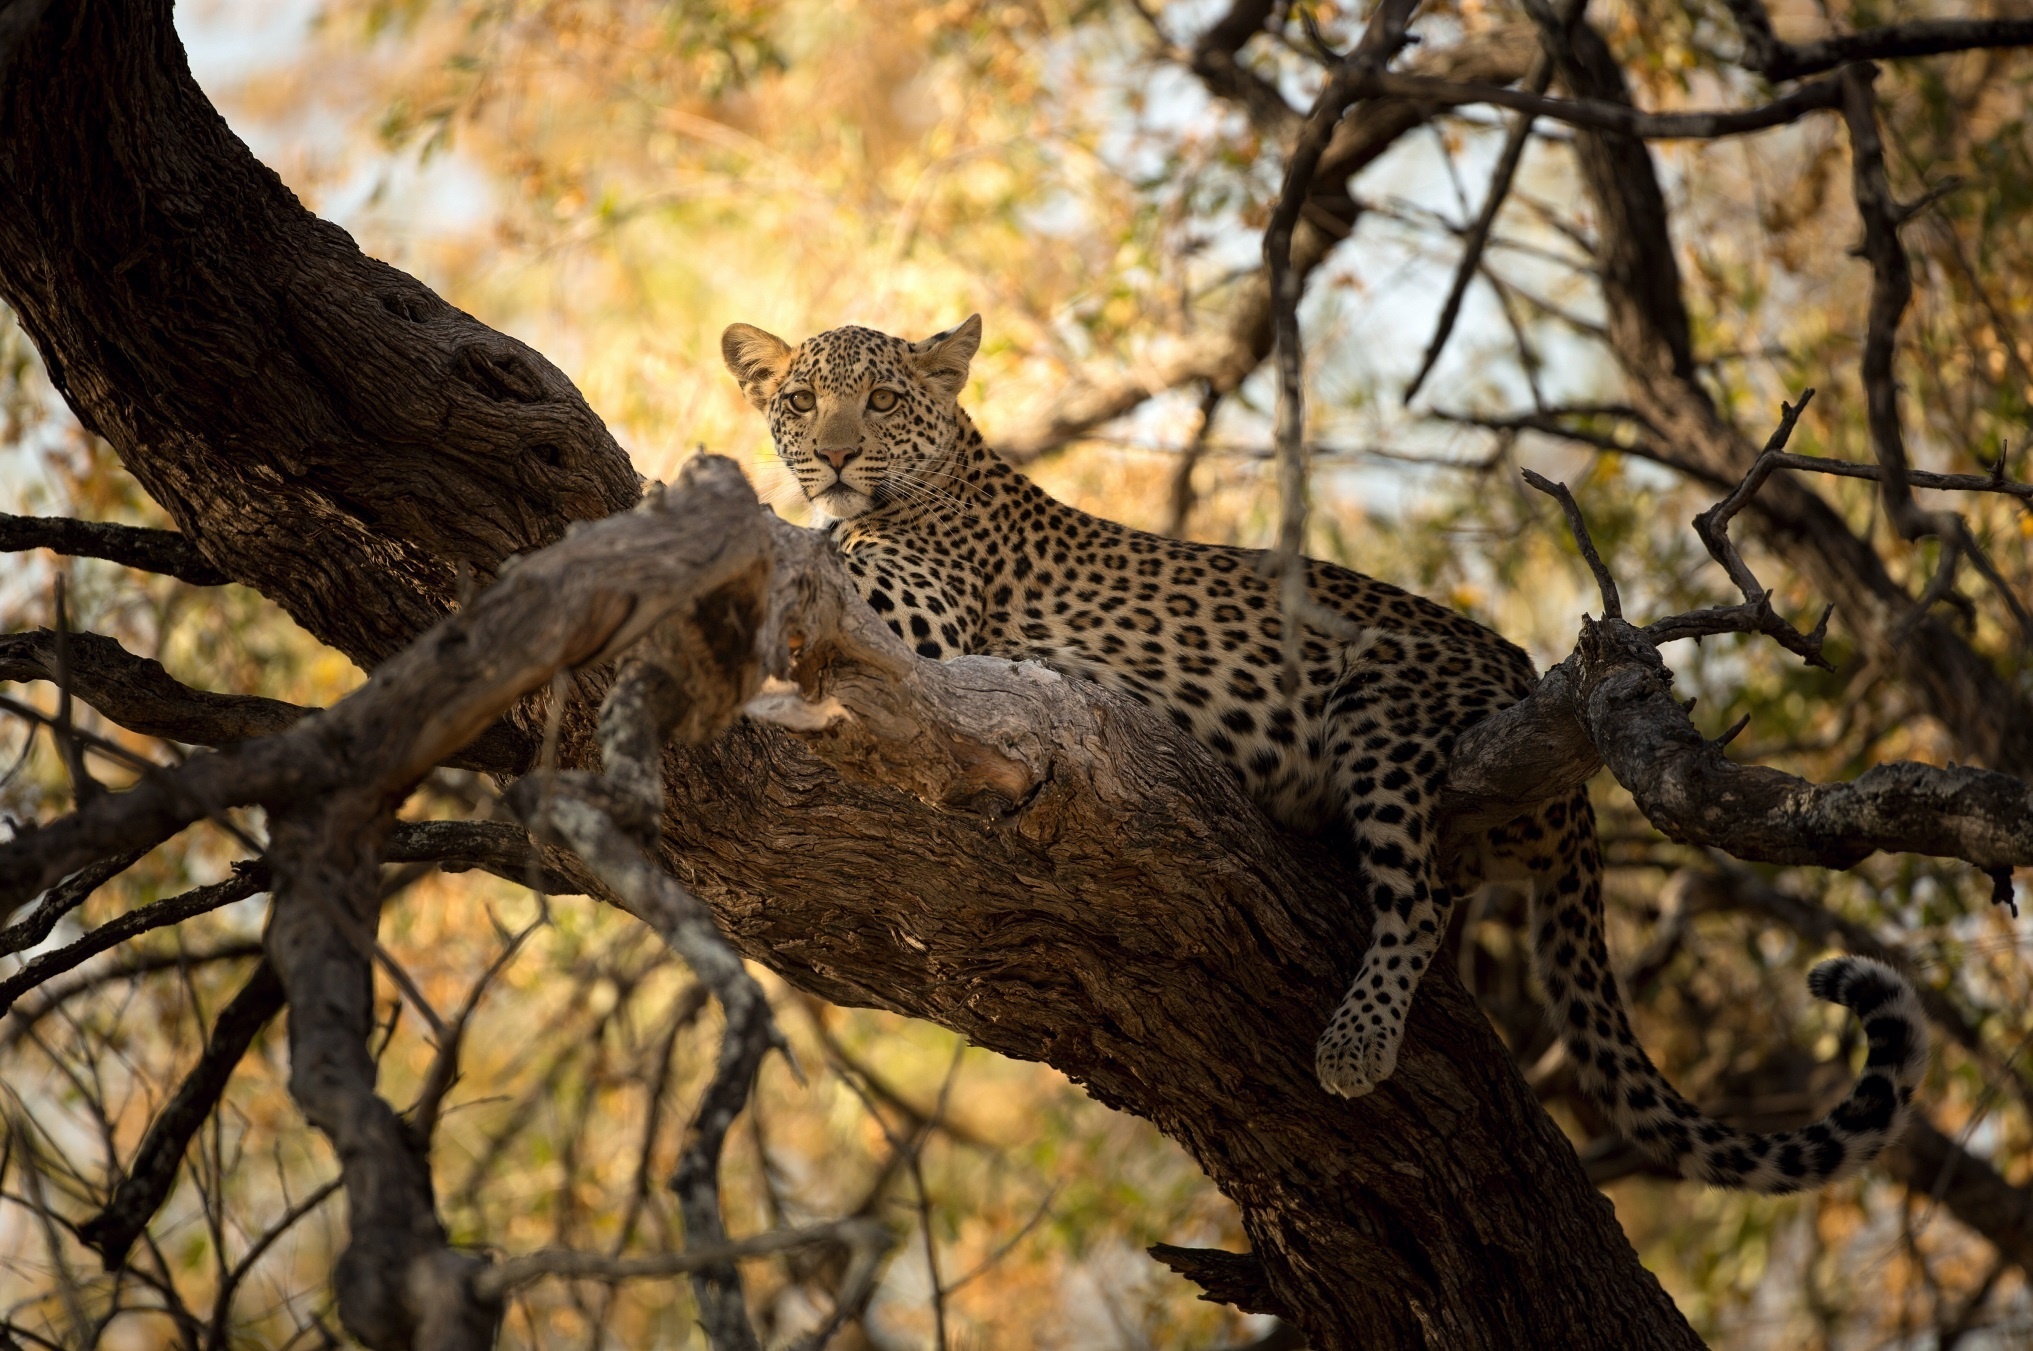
[3,0,2032,1345]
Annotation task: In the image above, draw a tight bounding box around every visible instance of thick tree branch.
[0,0,641,672]
[1724,0,2033,81]
[0,512,228,584]
[1566,616,2031,870]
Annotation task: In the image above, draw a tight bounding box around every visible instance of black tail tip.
[1808,955,1904,1013]
[1806,957,1852,1002]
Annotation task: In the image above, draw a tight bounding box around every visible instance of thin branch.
[1358,65,1849,140]
[0,846,149,957]
[0,628,524,771]
[0,942,264,1053]
[1265,0,1422,696]
[1676,391,1837,668]
[1405,52,1554,402]
[204,1176,343,1347]
[78,959,286,1267]
[0,512,228,586]
[1519,469,1622,618]
[49,577,101,808]
[1748,449,2033,502]
[406,908,543,1143]
[472,1219,890,1300]
[0,865,269,1016]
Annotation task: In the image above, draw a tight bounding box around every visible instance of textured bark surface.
[0,2,1720,1346]
[0,0,639,672]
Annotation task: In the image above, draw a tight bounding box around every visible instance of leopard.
[722,313,1929,1193]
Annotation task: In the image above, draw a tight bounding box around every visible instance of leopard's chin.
[810,483,876,520]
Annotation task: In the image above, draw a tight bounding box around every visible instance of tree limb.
[0,513,228,585]
[1723,0,2033,81]
[0,628,526,771]
[1360,65,1848,139]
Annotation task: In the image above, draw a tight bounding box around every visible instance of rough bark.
[0,0,639,672]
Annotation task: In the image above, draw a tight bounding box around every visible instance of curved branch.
[0,513,229,585]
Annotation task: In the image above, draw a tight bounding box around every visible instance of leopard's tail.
[1529,795,1928,1194]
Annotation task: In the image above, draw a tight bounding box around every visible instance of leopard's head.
[721,316,981,520]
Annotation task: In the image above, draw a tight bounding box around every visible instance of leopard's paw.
[1314,1008,1403,1098]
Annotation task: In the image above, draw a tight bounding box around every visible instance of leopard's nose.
[816,445,860,471]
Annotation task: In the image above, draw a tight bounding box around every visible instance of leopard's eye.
[786,389,816,413]
[868,388,899,413]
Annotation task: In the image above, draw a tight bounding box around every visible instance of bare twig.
[1163,382,1222,539]
[0,846,149,957]
[1670,392,1837,668]
[78,960,286,1267]
[0,865,269,1016]
[1358,65,1849,139]
[407,908,543,1143]
[1405,53,1554,402]
[1519,469,1622,618]
[48,577,101,808]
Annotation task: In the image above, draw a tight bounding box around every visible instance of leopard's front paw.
[1314,1009,1403,1098]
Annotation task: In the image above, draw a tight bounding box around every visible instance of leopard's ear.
[909,314,981,399]
[721,324,795,411]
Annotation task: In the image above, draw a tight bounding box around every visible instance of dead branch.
[1511,429,2033,874]
[1519,469,1622,618]
[0,513,228,585]
[1523,4,2033,775]
[507,638,786,1350]
[0,846,148,957]
[0,866,268,1016]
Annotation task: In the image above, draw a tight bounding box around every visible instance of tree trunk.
[0,2,1703,1344]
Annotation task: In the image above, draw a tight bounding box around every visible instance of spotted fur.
[722,316,1929,1192]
